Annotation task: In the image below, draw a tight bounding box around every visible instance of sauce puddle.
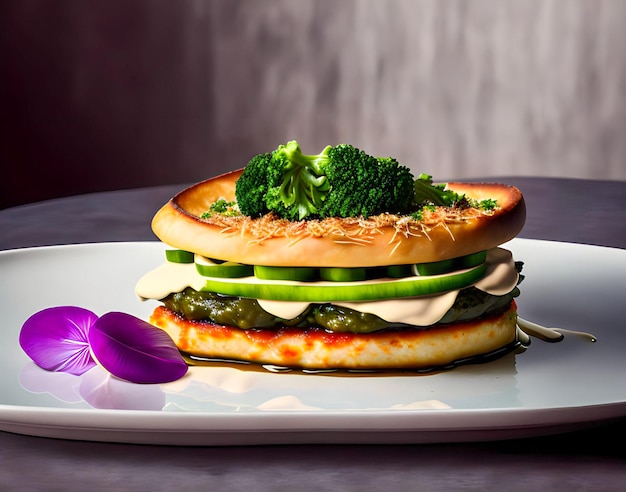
[183,337,526,377]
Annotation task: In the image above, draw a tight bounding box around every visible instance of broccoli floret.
[200,198,239,219]
[319,147,415,218]
[478,198,498,211]
[264,141,331,221]
[233,152,274,217]
[413,173,498,211]
[413,173,466,207]
[235,141,415,220]
[235,142,330,220]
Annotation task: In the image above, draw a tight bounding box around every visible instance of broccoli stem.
[281,141,332,175]
[276,141,332,219]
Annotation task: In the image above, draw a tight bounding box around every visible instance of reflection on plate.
[0,239,625,445]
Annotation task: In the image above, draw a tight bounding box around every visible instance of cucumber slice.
[200,263,488,302]
[254,265,317,281]
[319,267,367,282]
[195,256,253,278]
[415,251,487,276]
[414,259,454,276]
[386,265,414,278]
[165,249,195,264]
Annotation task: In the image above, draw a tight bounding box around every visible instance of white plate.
[0,239,624,446]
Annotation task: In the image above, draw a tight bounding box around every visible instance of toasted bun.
[149,303,518,371]
[151,169,525,267]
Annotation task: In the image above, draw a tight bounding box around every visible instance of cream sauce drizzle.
[516,317,597,343]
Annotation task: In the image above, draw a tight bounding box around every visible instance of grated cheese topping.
[198,207,496,246]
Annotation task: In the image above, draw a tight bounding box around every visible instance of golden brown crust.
[151,169,526,267]
[149,303,518,370]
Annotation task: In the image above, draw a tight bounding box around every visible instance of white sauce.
[135,262,206,300]
[256,300,312,320]
[473,248,519,296]
[329,291,460,326]
[517,317,597,343]
[135,247,520,327]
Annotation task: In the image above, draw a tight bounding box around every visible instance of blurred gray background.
[2,0,625,209]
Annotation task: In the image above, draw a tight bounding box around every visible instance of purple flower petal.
[88,312,188,384]
[19,306,98,375]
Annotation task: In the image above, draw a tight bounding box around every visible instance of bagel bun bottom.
[148,302,519,372]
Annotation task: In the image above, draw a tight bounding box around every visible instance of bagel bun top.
[151,169,526,267]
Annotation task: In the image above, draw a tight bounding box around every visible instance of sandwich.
[135,141,526,372]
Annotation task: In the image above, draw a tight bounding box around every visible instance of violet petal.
[19,306,98,375]
[88,312,188,384]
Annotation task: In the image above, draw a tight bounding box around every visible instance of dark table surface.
[1,176,625,491]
